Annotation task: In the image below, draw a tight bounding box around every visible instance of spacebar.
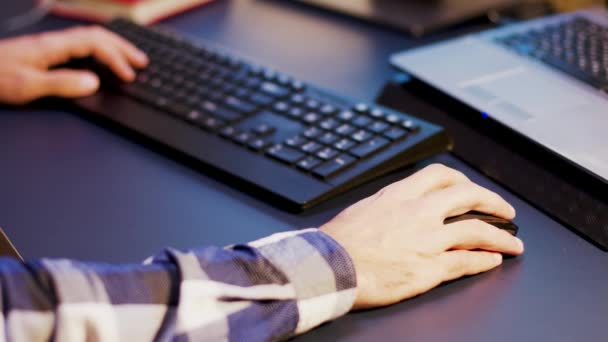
[540,55,608,91]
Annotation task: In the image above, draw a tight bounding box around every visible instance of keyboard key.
[233,131,253,145]
[301,141,323,154]
[369,121,389,133]
[303,112,321,124]
[334,138,356,151]
[290,80,306,92]
[336,124,356,136]
[234,88,251,99]
[220,126,238,139]
[287,107,304,119]
[319,118,339,131]
[291,94,305,105]
[305,99,320,110]
[383,127,408,141]
[320,104,337,116]
[313,154,356,178]
[297,156,322,171]
[385,114,401,124]
[402,120,420,132]
[267,144,305,164]
[150,78,162,89]
[337,110,355,122]
[185,110,203,122]
[248,65,264,76]
[303,126,322,139]
[225,96,256,114]
[220,83,237,94]
[227,57,242,70]
[351,129,373,143]
[209,77,223,87]
[276,74,291,85]
[369,108,385,119]
[316,147,339,160]
[285,135,308,147]
[260,82,290,97]
[263,70,277,81]
[248,138,271,151]
[244,77,262,89]
[214,107,242,122]
[351,137,390,158]
[252,123,276,136]
[273,101,290,113]
[317,132,339,145]
[354,103,369,113]
[200,100,219,114]
[353,115,372,127]
[249,93,274,106]
[153,96,169,109]
[184,95,201,107]
[231,73,248,85]
[167,102,192,118]
[199,116,223,131]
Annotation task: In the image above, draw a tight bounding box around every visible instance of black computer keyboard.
[72,19,450,211]
[495,17,608,91]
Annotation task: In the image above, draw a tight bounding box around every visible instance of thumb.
[35,69,100,99]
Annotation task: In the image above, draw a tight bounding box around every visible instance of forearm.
[0,229,357,341]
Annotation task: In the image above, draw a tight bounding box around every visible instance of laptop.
[391,7,608,186]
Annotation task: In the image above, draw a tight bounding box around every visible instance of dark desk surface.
[1,1,607,341]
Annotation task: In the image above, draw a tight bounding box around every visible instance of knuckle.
[66,25,87,36]
[84,26,107,39]
[447,169,469,183]
[424,164,469,183]
[90,25,106,34]
[425,163,449,175]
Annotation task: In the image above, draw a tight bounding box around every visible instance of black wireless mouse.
[444,211,519,236]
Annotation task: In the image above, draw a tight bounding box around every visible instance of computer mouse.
[444,211,519,236]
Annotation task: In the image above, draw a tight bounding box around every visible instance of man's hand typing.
[0,26,148,105]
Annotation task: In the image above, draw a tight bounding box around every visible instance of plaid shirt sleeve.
[0,228,357,341]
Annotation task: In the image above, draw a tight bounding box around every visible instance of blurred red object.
[52,0,214,25]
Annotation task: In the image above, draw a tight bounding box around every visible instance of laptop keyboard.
[495,17,608,91]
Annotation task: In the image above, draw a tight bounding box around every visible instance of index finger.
[437,219,524,255]
[424,182,516,220]
[90,27,149,68]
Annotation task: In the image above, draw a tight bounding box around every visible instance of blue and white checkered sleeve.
[0,228,357,341]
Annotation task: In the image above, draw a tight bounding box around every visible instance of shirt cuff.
[248,228,357,335]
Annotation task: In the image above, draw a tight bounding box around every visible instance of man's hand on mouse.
[0,26,148,105]
[321,164,524,310]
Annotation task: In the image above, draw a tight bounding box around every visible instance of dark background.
[0,1,607,341]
